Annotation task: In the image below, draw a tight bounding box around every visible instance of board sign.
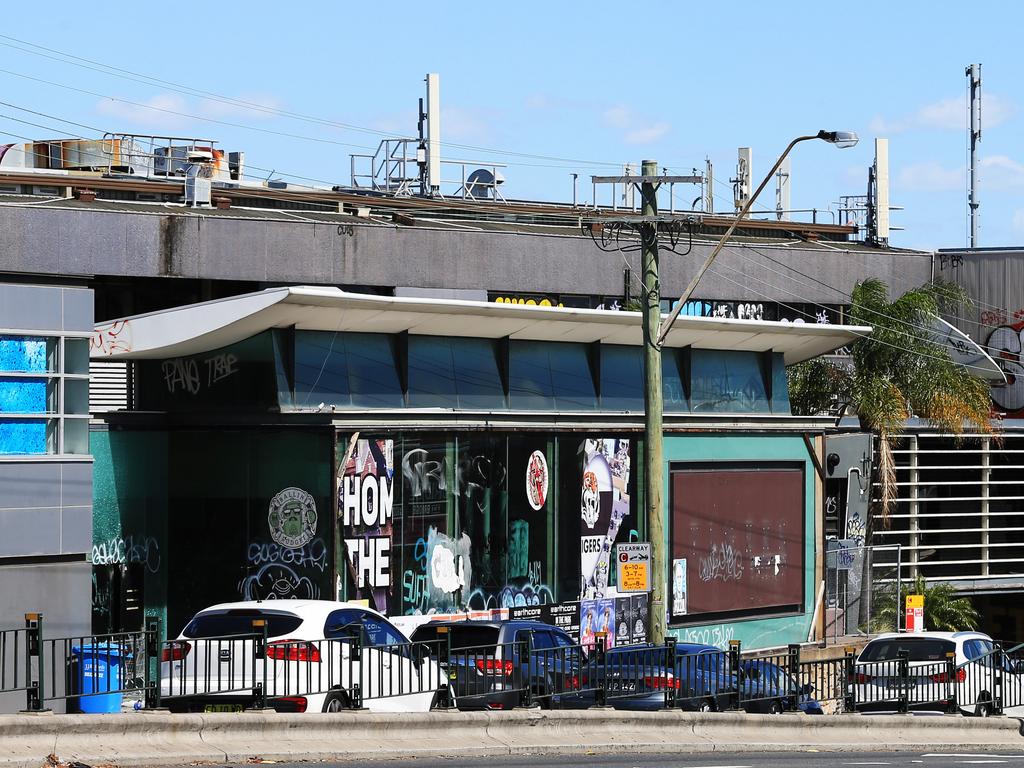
[906,593,925,633]
[672,558,687,616]
[616,542,651,593]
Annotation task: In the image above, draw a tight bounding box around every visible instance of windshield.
[859,638,955,662]
[182,609,302,639]
[411,624,500,651]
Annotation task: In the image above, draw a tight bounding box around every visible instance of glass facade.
[0,334,89,455]
[137,329,792,416]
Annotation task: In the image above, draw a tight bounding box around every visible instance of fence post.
[519,632,533,709]
[787,643,800,710]
[350,633,363,710]
[945,651,958,714]
[897,649,909,714]
[665,635,677,709]
[438,627,452,709]
[992,646,1004,716]
[252,619,268,710]
[729,639,742,711]
[23,613,42,712]
[843,647,856,713]
[592,634,607,708]
[145,616,161,710]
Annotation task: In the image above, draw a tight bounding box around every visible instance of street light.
[656,130,858,344]
[643,130,857,644]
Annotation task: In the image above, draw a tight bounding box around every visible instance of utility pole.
[640,159,666,644]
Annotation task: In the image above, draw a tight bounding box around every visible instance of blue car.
[673,643,737,712]
[587,644,678,711]
[738,659,823,715]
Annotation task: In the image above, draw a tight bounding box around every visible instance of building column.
[908,435,919,578]
[981,436,990,578]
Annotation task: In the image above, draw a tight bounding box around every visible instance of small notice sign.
[906,594,925,633]
[616,542,651,593]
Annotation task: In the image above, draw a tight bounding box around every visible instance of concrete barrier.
[0,709,1020,768]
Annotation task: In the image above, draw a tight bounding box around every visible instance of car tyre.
[975,696,993,718]
[698,698,714,713]
[322,690,351,713]
[768,699,784,715]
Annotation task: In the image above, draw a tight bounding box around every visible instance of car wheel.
[322,690,351,713]
[768,699,784,715]
[975,696,993,718]
[698,698,714,713]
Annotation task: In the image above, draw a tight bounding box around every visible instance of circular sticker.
[525,450,549,511]
[268,487,318,549]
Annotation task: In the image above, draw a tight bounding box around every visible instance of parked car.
[851,631,1003,716]
[673,643,737,712]
[409,619,586,711]
[160,600,445,714]
[738,659,823,715]
[583,644,678,711]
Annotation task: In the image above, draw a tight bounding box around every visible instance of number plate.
[203,703,243,713]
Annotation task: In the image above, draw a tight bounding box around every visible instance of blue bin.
[71,643,123,713]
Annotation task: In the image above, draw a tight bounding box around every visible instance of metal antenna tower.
[967,63,982,248]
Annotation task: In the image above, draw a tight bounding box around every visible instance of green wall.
[663,434,816,650]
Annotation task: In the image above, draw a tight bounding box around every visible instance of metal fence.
[4,613,1024,718]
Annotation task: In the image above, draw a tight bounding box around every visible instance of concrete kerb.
[0,710,1020,768]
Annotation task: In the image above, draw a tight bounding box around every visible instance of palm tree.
[870,574,980,633]
[789,277,994,522]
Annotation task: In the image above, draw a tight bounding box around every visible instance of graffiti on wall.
[698,541,744,582]
[340,439,394,613]
[986,322,1024,415]
[90,535,161,574]
[680,624,736,649]
[161,351,240,396]
[240,487,323,601]
[580,438,632,600]
[401,526,473,614]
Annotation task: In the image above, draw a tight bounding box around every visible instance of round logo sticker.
[268,487,318,549]
[526,450,549,511]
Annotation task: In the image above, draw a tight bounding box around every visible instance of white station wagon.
[160,600,446,713]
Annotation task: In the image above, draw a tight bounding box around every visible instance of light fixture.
[817,130,859,148]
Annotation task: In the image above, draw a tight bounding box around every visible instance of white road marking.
[955,762,1008,765]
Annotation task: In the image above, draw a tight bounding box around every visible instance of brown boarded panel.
[671,465,804,619]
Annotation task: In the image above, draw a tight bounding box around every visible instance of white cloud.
[1013,209,1024,235]
[869,93,1015,135]
[601,104,670,145]
[441,105,498,143]
[897,161,963,192]
[980,154,1024,188]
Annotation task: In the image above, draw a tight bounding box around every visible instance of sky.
[0,1,1021,252]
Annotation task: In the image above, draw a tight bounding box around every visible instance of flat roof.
[90,286,872,363]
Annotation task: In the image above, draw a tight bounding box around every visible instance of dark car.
[739,659,823,715]
[410,619,586,711]
[673,642,737,712]
[584,644,677,711]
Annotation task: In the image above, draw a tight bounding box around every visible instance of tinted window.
[600,346,686,412]
[411,624,500,651]
[690,349,769,412]
[859,638,956,662]
[324,608,366,639]
[362,615,408,647]
[346,334,404,408]
[552,631,576,649]
[509,341,596,410]
[183,609,302,638]
[294,331,403,409]
[408,336,505,410]
[529,630,557,650]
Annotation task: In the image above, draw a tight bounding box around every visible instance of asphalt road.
[164,751,1024,768]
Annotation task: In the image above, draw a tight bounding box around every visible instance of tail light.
[161,641,191,662]
[956,668,966,682]
[644,675,681,691]
[266,640,322,663]
[567,675,581,690]
[852,673,873,684]
[930,672,949,683]
[277,696,308,713]
[475,658,514,676]
[486,702,507,710]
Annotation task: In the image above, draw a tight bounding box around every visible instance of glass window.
[295,331,350,407]
[769,352,790,414]
[408,335,458,408]
[859,638,956,662]
[0,377,50,413]
[600,345,643,411]
[0,418,47,455]
[0,336,54,372]
[182,608,303,638]
[662,349,689,412]
[64,418,89,455]
[509,341,596,411]
[64,378,89,415]
[690,349,769,413]
[64,338,90,375]
[452,338,505,410]
[346,334,404,408]
[361,615,407,647]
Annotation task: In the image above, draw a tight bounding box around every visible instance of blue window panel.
[345,334,403,409]
[770,352,791,414]
[509,341,555,410]
[662,349,689,412]
[0,336,49,373]
[600,346,689,412]
[690,349,769,413]
[294,331,351,408]
[408,336,505,410]
[0,419,47,454]
[0,377,47,413]
[549,343,596,410]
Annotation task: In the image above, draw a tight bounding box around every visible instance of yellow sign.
[620,562,649,592]
[906,594,924,609]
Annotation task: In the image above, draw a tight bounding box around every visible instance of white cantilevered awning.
[90,286,871,363]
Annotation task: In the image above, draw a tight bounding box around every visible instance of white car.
[160,600,446,713]
[851,631,1006,716]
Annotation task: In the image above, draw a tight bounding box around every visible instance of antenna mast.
[967,63,982,248]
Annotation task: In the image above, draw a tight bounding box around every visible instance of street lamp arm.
[655,134,821,346]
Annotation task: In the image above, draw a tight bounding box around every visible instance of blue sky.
[1,1,1021,251]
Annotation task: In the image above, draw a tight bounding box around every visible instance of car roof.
[867,631,992,642]
[192,599,382,623]
[414,619,548,629]
[675,642,721,653]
